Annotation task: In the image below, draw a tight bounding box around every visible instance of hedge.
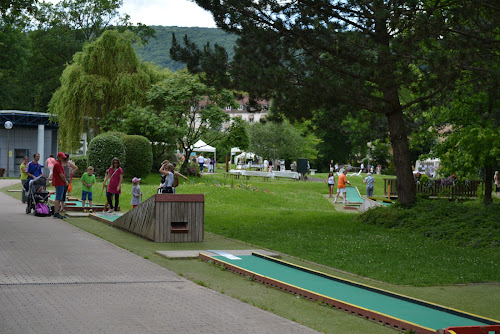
[88,133,126,177]
[71,155,88,178]
[121,135,153,178]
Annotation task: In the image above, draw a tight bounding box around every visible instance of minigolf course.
[200,252,499,334]
[48,194,106,211]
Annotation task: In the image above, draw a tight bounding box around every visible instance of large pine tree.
[172,0,499,206]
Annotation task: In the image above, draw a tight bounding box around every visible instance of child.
[81,166,96,213]
[131,177,143,208]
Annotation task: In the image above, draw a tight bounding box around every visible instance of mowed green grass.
[9,171,499,286]
[3,172,499,332]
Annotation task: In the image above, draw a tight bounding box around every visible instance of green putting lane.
[211,254,494,331]
[49,194,105,209]
[345,186,364,203]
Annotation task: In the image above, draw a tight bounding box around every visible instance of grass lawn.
[3,171,499,333]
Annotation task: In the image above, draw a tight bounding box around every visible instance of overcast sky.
[46,0,217,28]
[120,0,217,28]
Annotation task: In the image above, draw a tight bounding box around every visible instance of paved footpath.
[0,180,319,334]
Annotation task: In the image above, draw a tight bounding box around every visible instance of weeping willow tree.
[49,29,159,150]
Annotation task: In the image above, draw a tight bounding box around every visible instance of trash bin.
[0,168,5,178]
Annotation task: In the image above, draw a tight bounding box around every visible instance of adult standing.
[26,153,42,181]
[363,172,375,198]
[329,160,334,172]
[360,163,365,173]
[20,156,29,203]
[495,171,499,195]
[103,157,123,213]
[52,152,69,219]
[268,159,273,172]
[326,172,335,198]
[334,163,339,172]
[198,154,205,172]
[61,154,77,212]
[206,157,212,172]
[210,157,215,173]
[263,158,269,172]
[45,154,56,180]
[334,169,351,204]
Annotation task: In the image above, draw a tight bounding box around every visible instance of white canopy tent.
[192,139,216,163]
[234,152,259,165]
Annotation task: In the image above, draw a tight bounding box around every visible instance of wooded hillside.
[135,26,237,71]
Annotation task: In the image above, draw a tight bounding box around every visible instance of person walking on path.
[363,172,375,198]
[103,157,123,213]
[20,156,29,203]
[334,169,351,204]
[326,171,335,198]
[53,152,69,219]
[45,154,56,180]
[81,166,96,213]
[26,153,42,181]
[198,154,205,172]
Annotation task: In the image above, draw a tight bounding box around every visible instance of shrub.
[121,135,153,178]
[106,131,127,140]
[71,155,88,178]
[180,163,201,177]
[359,199,500,248]
[88,133,126,177]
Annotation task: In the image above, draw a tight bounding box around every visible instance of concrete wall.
[0,127,58,177]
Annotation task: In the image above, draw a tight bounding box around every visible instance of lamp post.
[4,121,13,177]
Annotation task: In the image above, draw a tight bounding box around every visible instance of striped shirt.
[364,175,374,188]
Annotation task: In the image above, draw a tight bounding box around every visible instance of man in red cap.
[53,152,69,219]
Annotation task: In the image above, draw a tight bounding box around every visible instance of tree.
[248,120,306,165]
[0,21,30,109]
[419,80,500,205]
[49,30,158,150]
[172,1,500,206]
[145,69,243,170]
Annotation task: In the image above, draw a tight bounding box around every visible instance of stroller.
[25,175,52,216]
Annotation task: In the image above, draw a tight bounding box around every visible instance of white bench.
[241,170,273,181]
[272,171,300,180]
[225,169,243,179]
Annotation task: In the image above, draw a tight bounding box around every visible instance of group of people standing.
[326,169,375,204]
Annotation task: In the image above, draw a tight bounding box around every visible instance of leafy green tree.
[420,81,499,205]
[49,30,156,150]
[0,22,30,109]
[172,0,500,206]
[145,69,241,170]
[248,120,306,165]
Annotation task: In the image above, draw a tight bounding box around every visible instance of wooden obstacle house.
[113,194,204,242]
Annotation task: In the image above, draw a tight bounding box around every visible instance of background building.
[0,110,58,177]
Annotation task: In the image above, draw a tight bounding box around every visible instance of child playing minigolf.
[81,166,96,213]
[131,177,143,208]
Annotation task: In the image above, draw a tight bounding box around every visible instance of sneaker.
[107,209,114,213]
[88,209,93,213]
[83,209,88,213]
[53,213,65,219]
